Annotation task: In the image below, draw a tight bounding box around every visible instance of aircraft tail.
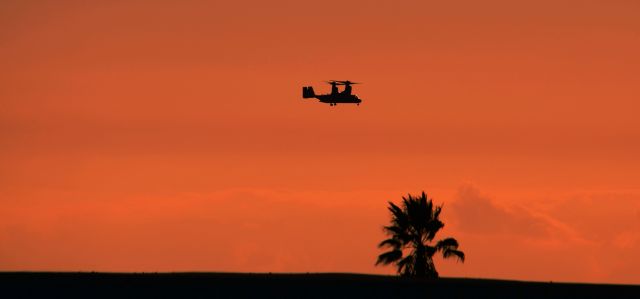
[302,86,315,98]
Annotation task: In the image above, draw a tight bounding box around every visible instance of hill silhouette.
[1,272,637,298]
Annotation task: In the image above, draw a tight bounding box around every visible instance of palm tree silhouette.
[376,192,464,278]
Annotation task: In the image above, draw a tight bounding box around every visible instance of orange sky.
[1,0,639,284]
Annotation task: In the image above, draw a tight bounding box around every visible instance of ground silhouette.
[1,272,638,298]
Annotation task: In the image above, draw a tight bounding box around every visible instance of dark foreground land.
[1,272,638,298]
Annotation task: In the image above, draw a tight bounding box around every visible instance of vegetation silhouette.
[376,192,464,278]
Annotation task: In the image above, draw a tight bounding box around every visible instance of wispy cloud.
[445,184,640,284]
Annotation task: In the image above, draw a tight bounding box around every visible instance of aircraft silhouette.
[302,80,362,106]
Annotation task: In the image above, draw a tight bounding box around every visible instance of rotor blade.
[324,80,362,85]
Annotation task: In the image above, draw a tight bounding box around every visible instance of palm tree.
[376,192,464,278]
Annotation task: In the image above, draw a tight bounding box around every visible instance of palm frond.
[383,225,410,241]
[378,238,402,249]
[425,245,437,257]
[433,204,442,220]
[425,220,444,241]
[397,255,415,276]
[442,248,465,262]
[376,249,403,265]
[388,202,406,223]
[435,237,459,250]
[383,225,401,235]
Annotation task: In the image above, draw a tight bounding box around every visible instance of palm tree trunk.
[414,245,427,277]
[427,257,438,278]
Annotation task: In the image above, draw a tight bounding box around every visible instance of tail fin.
[302,86,315,98]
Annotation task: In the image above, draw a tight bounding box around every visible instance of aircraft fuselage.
[315,94,362,106]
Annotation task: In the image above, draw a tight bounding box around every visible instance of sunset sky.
[1,0,639,284]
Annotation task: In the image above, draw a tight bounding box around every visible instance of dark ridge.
[1,272,637,299]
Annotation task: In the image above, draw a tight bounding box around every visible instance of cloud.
[549,192,640,246]
[443,185,640,284]
[448,185,553,238]
[0,189,390,273]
